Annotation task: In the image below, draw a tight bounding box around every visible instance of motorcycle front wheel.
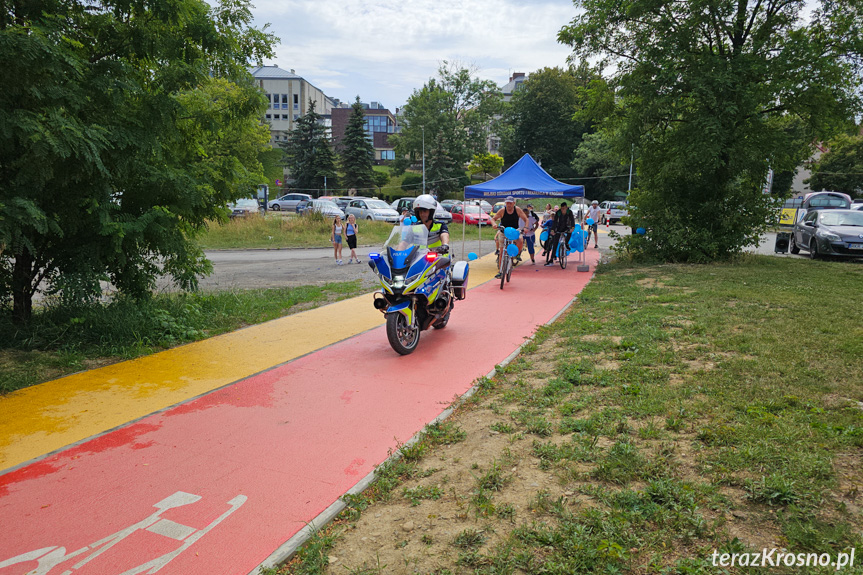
[386,312,420,355]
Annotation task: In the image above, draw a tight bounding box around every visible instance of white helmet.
[413,194,437,220]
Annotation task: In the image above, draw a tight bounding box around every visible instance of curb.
[250,289,588,575]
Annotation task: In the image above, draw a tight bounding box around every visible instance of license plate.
[848,243,863,250]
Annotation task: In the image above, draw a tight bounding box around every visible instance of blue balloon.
[539,230,549,242]
[585,218,594,226]
[636,227,646,235]
[468,252,478,260]
[506,244,519,257]
[504,227,520,240]
[410,216,418,224]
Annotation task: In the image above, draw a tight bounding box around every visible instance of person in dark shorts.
[345,214,360,263]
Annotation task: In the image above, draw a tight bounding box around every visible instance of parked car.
[462,199,493,214]
[303,199,345,219]
[295,199,311,215]
[790,208,863,259]
[800,191,852,213]
[268,193,312,212]
[441,199,461,211]
[345,198,400,223]
[491,201,507,217]
[227,198,261,218]
[389,197,453,224]
[451,204,493,226]
[599,201,629,225]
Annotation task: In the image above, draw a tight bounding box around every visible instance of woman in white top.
[331,215,344,264]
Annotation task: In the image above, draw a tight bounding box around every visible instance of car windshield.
[384,223,430,251]
[316,200,337,209]
[368,200,391,210]
[234,199,258,208]
[820,212,863,227]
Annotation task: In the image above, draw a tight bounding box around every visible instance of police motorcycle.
[368,206,469,355]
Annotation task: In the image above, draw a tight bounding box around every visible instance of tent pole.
[462,189,466,261]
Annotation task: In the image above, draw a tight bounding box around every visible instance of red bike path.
[0,253,599,575]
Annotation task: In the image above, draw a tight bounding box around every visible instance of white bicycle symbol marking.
[0,491,247,575]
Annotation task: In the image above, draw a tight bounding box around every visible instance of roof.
[250,65,302,80]
[464,154,584,199]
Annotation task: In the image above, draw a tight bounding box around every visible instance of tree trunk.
[12,247,35,324]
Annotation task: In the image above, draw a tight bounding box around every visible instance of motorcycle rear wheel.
[387,313,420,355]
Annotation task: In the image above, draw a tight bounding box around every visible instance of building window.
[272,94,279,109]
[266,93,272,108]
[265,114,271,119]
[381,150,395,160]
[293,94,299,110]
[273,114,280,120]
[282,95,288,109]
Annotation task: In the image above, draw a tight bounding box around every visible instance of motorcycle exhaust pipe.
[373,298,387,310]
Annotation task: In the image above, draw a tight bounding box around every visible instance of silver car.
[228,198,261,218]
[790,209,863,259]
[345,198,400,223]
[304,199,345,219]
[268,193,312,212]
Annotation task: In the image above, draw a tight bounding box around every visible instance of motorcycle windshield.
[385,224,430,269]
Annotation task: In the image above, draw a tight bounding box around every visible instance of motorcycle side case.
[452,261,469,300]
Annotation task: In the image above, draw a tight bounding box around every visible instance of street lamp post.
[421,126,426,195]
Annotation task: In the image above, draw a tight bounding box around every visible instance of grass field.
[196,213,397,249]
[274,255,863,575]
[0,281,362,394]
[197,211,497,250]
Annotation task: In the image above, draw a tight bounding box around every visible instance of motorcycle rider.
[413,194,450,253]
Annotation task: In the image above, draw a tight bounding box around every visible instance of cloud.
[252,0,577,107]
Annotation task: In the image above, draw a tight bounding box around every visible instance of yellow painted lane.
[0,255,499,471]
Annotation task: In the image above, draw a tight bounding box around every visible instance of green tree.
[391,62,502,173]
[0,0,275,322]
[559,0,862,262]
[425,132,465,200]
[340,97,376,191]
[468,153,504,181]
[807,132,863,197]
[499,66,593,179]
[571,130,632,201]
[282,100,338,193]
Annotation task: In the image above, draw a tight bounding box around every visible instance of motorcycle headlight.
[393,275,405,289]
[817,228,841,242]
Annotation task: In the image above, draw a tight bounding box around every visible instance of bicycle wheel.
[499,251,507,290]
[506,257,512,282]
[558,240,567,269]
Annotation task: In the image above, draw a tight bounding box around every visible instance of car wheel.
[789,233,800,254]
[367,216,373,221]
[809,238,820,260]
[272,204,280,211]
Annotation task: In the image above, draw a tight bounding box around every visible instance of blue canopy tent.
[464,154,584,199]
[461,154,585,262]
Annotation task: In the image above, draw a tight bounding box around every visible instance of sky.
[251,0,580,110]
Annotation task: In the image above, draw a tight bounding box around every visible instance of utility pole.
[421,125,426,195]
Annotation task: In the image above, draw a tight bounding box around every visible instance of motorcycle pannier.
[452,261,469,300]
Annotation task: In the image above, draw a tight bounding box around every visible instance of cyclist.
[413,194,450,253]
[544,201,575,266]
[492,196,528,278]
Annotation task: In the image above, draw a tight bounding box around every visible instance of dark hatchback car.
[790,209,863,259]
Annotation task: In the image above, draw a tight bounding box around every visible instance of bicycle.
[495,226,520,290]
[557,230,571,269]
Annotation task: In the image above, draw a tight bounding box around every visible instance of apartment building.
[250,65,336,144]
[331,101,399,162]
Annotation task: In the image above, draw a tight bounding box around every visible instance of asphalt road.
[156,225,625,293]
